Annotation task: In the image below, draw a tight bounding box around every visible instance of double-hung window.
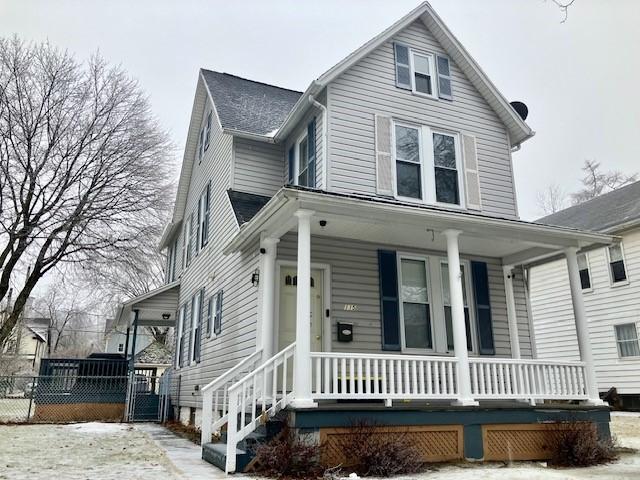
[199,183,210,249]
[176,305,186,368]
[578,253,591,290]
[297,136,309,187]
[190,290,203,364]
[393,122,463,207]
[411,51,435,97]
[207,290,224,337]
[441,261,474,352]
[398,256,433,350]
[183,218,192,268]
[432,132,460,205]
[167,239,177,283]
[394,124,422,200]
[608,244,628,284]
[615,323,640,358]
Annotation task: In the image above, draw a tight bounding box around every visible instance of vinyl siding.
[171,95,261,408]
[233,138,285,197]
[326,20,518,218]
[277,233,531,357]
[529,228,640,394]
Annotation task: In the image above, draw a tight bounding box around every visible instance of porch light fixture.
[319,220,327,228]
[251,269,260,287]
[162,313,171,320]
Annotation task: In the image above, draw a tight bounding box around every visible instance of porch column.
[291,209,317,408]
[443,230,478,406]
[565,247,604,405]
[503,265,521,359]
[259,236,279,361]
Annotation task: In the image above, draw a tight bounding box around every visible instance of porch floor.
[301,399,611,411]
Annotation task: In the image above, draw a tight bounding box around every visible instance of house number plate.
[343,304,358,311]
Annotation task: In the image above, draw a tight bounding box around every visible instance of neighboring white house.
[528,181,640,409]
[116,2,615,471]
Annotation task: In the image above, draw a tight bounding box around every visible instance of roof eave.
[223,127,278,144]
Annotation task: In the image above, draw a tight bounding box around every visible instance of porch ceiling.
[225,188,615,265]
[116,281,180,329]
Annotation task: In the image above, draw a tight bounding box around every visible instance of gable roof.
[201,70,301,137]
[537,181,640,233]
[274,1,534,146]
[227,190,271,226]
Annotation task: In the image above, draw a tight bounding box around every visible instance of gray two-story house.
[118,2,614,472]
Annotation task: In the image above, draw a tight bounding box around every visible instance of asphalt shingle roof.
[201,70,302,137]
[537,181,640,232]
[227,190,271,225]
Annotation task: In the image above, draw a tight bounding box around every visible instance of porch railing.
[468,357,588,401]
[200,349,263,446]
[225,342,296,473]
[309,351,458,403]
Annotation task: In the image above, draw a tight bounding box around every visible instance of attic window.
[393,42,452,100]
[411,52,434,97]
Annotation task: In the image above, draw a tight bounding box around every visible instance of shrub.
[548,421,618,467]
[338,420,424,477]
[252,424,324,479]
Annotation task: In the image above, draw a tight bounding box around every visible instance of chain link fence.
[0,371,172,423]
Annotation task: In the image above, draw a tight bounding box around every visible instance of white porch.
[205,187,614,472]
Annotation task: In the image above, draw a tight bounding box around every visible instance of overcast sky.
[2,0,638,220]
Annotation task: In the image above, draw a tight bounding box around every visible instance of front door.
[278,266,324,352]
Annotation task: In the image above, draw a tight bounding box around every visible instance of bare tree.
[536,184,568,215]
[548,0,577,22]
[0,37,173,349]
[570,160,638,205]
[33,283,102,356]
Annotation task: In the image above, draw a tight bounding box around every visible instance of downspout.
[308,95,328,190]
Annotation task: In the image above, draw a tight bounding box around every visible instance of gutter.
[308,95,328,189]
[222,128,278,144]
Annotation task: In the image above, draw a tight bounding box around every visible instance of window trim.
[397,253,436,353]
[614,322,640,359]
[409,50,437,99]
[606,243,629,287]
[198,183,210,250]
[391,121,466,209]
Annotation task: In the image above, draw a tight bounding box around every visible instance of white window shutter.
[462,133,482,210]
[375,114,393,196]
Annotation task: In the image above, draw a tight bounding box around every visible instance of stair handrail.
[200,348,263,446]
[225,342,296,473]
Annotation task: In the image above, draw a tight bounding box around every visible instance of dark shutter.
[206,296,213,337]
[393,42,411,90]
[436,55,453,100]
[195,290,204,363]
[378,250,401,351]
[202,182,210,247]
[214,290,223,335]
[288,146,295,184]
[471,261,495,355]
[185,301,192,364]
[307,118,316,188]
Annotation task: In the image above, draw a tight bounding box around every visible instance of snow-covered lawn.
[0,413,638,480]
[0,422,182,480]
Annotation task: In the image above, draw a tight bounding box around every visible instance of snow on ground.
[0,413,639,480]
[0,422,182,480]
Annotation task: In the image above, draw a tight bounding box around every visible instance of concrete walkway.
[135,423,232,480]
